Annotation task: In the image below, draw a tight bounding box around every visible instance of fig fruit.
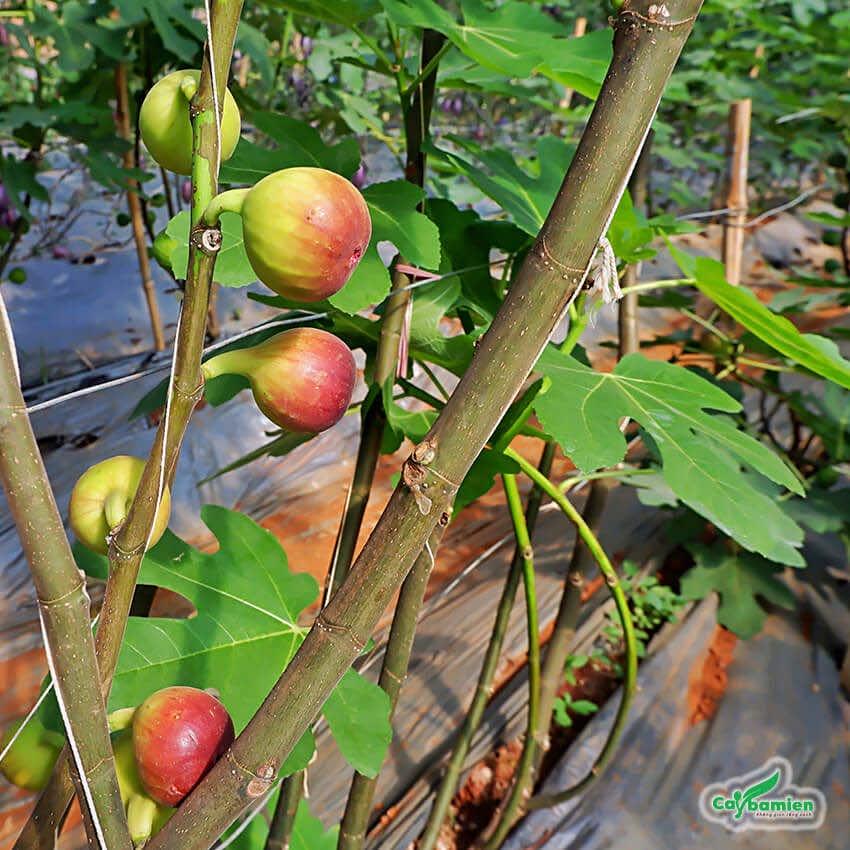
[229,167,370,302]
[151,230,179,273]
[132,686,234,807]
[140,70,241,176]
[69,456,171,554]
[202,327,356,433]
[113,728,174,845]
[0,716,64,791]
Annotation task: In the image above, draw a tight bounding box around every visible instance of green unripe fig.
[824,258,841,274]
[151,230,179,273]
[140,70,241,176]
[202,327,357,433]
[69,455,171,554]
[0,716,64,791]
[232,167,371,302]
[834,191,850,209]
[8,266,26,285]
[113,728,174,846]
[823,230,841,246]
[826,151,847,170]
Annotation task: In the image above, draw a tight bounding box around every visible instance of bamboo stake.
[618,129,653,357]
[559,17,588,111]
[0,298,132,850]
[14,5,244,847]
[721,46,763,287]
[145,6,703,847]
[115,62,166,351]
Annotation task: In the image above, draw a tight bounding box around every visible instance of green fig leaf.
[680,543,797,638]
[534,348,805,565]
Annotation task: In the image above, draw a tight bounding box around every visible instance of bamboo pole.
[618,130,653,357]
[721,46,763,287]
[145,6,703,847]
[560,17,588,111]
[115,62,166,351]
[14,5,244,847]
[0,298,131,850]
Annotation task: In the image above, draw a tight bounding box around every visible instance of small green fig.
[140,70,241,176]
[238,167,371,302]
[113,728,174,846]
[151,230,179,273]
[69,456,171,554]
[132,686,234,807]
[0,716,64,791]
[202,327,356,433]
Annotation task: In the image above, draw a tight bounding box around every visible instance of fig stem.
[107,708,136,733]
[179,74,198,103]
[200,347,251,382]
[202,188,249,226]
[127,795,157,847]
[104,489,130,533]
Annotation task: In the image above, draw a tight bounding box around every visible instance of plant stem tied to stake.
[0,299,132,849]
[147,5,702,847]
[14,4,244,847]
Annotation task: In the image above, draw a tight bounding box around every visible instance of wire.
[21,182,826,417]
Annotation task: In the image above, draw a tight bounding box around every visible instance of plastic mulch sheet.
[504,599,849,850]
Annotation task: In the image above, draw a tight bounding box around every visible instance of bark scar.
[403,438,459,515]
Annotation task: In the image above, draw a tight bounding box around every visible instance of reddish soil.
[687,625,738,725]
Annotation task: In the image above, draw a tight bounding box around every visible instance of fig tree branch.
[326,28,447,600]
[418,304,590,850]
[0,298,131,849]
[476,473,541,850]
[145,5,703,848]
[14,3,245,846]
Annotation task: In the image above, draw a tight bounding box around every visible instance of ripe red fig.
[69,456,171,554]
[204,167,371,302]
[202,328,356,433]
[132,687,234,807]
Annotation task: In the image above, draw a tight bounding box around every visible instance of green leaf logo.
[734,769,781,819]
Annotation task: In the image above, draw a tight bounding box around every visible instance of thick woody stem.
[147,6,702,847]
[0,298,131,850]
